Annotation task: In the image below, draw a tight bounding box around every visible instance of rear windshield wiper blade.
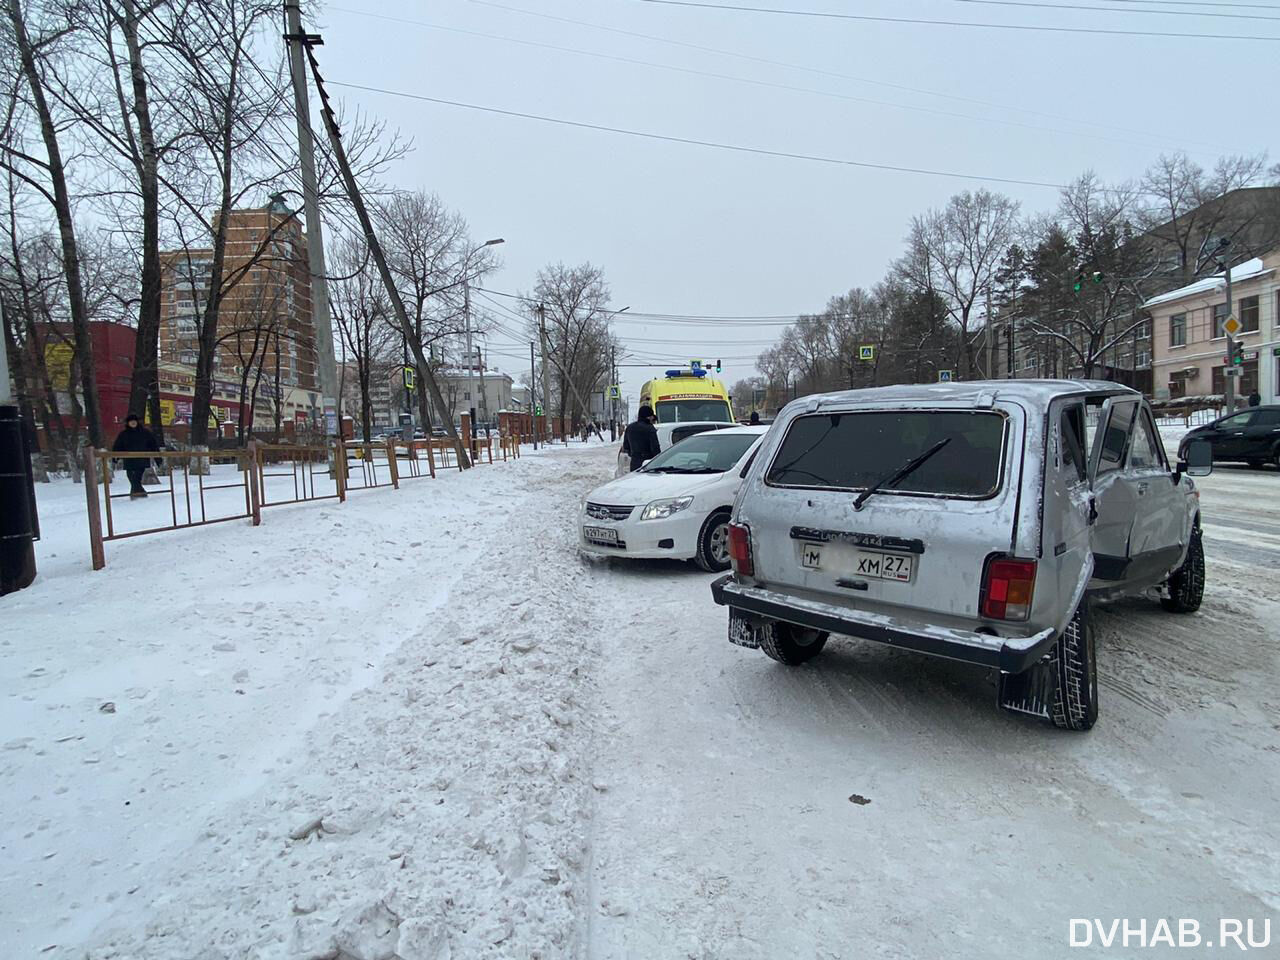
[852,438,951,512]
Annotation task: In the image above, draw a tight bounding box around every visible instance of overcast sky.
[311,0,1278,406]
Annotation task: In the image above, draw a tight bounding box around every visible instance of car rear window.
[670,423,734,444]
[766,410,1007,498]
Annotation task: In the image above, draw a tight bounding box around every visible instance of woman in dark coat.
[112,413,160,498]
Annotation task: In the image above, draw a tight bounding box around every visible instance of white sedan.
[583,426,768,571]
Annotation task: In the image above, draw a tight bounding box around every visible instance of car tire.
[759,622,828,666]
[695,510,732,572]
[1048,598,1097,731]
[1161,527,1204,614]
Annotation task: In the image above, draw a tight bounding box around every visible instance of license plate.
[801,544,914,582]
[583,525,618,544]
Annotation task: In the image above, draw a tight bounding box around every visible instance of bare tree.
[1016,174,1156,379]
[527,262,612,431]
[329,234,393,443]
[3,0,106,445]
[1140,152,1278,284]
[375,190,481,431]
[899,189,1020,379]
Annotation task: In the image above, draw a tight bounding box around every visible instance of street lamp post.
[464,238,504,440]
[606,306,629,441]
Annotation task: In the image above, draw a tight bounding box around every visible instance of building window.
[1169,313,1186,347]
[1212,359,1258,396]
[1135,350,1150,367]
[1132,320,1150,339]
[1213,303,1229,339]
[1239,295,1260,333]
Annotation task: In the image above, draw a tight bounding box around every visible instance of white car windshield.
[655,399,733,423]
[643,433,756,474]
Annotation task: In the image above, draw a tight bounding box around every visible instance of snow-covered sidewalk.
[4,447,605,958]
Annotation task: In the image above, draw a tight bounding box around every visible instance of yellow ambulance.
[639,366,735,423]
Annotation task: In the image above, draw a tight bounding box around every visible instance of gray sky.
[312,0,1278,406]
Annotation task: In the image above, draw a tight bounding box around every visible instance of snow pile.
[2,449,609,958]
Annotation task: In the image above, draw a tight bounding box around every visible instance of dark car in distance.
[1179,405,1280,468]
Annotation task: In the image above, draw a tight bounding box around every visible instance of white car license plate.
[583,525,619,544]
[801,544,914,582]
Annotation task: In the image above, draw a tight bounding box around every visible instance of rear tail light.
[727,522,754,577]
[981,557,1037,621]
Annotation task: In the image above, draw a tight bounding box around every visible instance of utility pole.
[283,1,337,433]
[476,341,488,433]
[298,35,471,466]
[609,342,617,442]
[464,278,476,436]
[530,339,538,450]
[538,303,552,442]
[1223,261,1236,415]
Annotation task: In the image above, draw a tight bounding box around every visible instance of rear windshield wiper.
[852,438,951,511]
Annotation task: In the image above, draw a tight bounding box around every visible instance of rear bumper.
[710,575,1058,673]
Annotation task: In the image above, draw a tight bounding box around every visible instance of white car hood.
[586,469,727,505]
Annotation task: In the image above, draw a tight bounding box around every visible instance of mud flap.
[728,607,769,649]
[997,654,1056,720]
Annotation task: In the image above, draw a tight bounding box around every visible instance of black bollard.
[0,403,37,594]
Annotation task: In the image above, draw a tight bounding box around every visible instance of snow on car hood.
[586,468,727,505]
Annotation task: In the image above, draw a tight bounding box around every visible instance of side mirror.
[1178,438,1213,479]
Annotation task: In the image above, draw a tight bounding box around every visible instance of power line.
[945,0,1280,19]
[327,79,1065,188]
[324,5,1199,153]
[470,0,1222,151]
[635,0,1280,40]
[1098,0,1280,9]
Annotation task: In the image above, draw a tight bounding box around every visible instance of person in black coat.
[112,412,160,498]
[622,405,660,472]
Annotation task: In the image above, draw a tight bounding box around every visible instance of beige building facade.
[1146,249,1280,403]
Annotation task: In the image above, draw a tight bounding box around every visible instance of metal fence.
[252,442,342,508]
[341,440,399,492]
[82,434,531,570]
[85,448,260,570]
[390,439,438,480]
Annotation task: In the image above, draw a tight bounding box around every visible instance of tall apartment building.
[158,198,322,424]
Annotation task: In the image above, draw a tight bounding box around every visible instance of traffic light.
[715,359,722,373]
[1231,340,1245,365]
[1072,270,1104,292]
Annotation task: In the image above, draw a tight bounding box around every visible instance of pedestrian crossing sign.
[858,345,875,361]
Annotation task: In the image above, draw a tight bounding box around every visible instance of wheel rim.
[793,627,823,647]
[709,519,730,564]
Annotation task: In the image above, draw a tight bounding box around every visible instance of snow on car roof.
[785,379,1135,410]
[1142,257,1272,309]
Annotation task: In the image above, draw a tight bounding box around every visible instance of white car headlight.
[640,496,693,521]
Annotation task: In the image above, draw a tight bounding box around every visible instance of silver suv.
[711,381,1212,731]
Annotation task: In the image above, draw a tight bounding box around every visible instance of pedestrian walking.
[1248,390,1261,407]
[622,405,660,472]
[112,413,161,499]
[749,410,761,425]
